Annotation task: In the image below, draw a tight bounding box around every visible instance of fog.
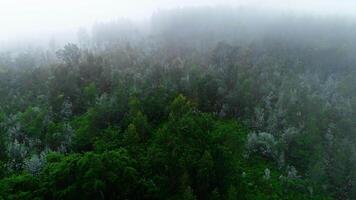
[2,0,356,48]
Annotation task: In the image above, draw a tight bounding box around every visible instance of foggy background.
[1,0,356,50]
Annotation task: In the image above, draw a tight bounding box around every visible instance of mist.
[2,0,356,49]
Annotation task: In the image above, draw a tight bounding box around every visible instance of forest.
[1,6,356,199]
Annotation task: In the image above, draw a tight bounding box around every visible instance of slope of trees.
[0,95,327,199]
[1,7,356,199]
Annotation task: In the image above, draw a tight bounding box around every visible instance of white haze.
[1,0,356,47]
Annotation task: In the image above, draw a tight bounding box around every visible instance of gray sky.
[0,0,355,43]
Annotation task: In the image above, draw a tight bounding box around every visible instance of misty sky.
[1,0,355,43]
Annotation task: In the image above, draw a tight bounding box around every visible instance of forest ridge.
[0,7,355,199]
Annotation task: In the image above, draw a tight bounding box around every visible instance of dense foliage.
[2,7,356,199]
[0,94,326,199]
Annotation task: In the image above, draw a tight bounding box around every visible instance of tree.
[56,44,81,66]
